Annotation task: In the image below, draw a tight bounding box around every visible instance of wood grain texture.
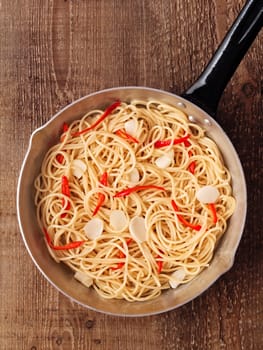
[0,0,262,349]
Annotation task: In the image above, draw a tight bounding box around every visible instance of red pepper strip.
[111,239,133,270]
[208,203,218,224]
[112,263,124,270]
[184,139,193,156]
[114,185,166,198]
[111,254,126,270]
[188,161,196,174]
[183,139,196,173]
[61,175,70,218]
[60,122,69,142]
[156,255,163,274]
[57,123,70,162]
[154,134,190,148]
[44,228,84,250]
[171,200,201,231]
[183,139,191,147]
[56,154,64,164]
[72,101,121,137]
[93,194,105,216]
[100,171,108,186]
[115,129,139,144]
[92,172,108,216]
[111,262,124,270]
[63,122,69,132]
[62,175,70,196]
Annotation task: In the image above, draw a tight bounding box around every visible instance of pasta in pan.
[34,100,235,301]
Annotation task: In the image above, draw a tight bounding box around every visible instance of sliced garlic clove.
[74,271,93,288]
[155,154,172,169]
[110,210,128,231]
[129,168,140,184]
[196,185,220,204]
[169,268,186,289]
[129,216,147,243]
[84,218,104,240]
[72,159,87,179]
[124,119,137,136]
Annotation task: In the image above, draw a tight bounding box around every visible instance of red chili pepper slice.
[62,175,70,196]
[156,255,163,274]
[183,138,196,173]
[60,122,69,142]
[111,262,125,270]
[44,228,84,250]
[171,200,201,231]
[183,139,191,147]
[114,185,166,198]
[184,139,193,156]
[72,101,121,137]
[56,123,70,163]
[92,172,108,216]
[188,161,196,174]
[100,172,108,186]
[111,238,133,270]
[92,194,105,216]
[56,154,64,164]
[63,122,69,132]
[61,175,70,218]
[208,203,218,224]
[115,129,139,144]
[154,134,190,148]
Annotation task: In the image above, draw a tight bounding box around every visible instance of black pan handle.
[182,0,263,117]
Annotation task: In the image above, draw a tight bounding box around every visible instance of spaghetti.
[34,100,235,301]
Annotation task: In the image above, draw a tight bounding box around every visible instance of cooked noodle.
[34,100,235,301]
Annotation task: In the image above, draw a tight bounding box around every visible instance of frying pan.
[17,0,262,316]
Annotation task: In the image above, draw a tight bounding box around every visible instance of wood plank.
[0,0,262,349]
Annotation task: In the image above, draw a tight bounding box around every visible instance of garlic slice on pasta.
[110,210,128,231]
[196,185,219,203]
[169,268,186,289]
[84,218,104,240]
[155,149,174,169]
[74,271,93,288]
[124,119,137,136]
[72,159,87,178]
[129,168,140,184]
[155,150,174,169]
[129,216,147,242]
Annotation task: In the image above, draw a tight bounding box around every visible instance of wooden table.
[0,1,262,349]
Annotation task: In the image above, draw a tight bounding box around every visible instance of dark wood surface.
[0,1,262,349]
